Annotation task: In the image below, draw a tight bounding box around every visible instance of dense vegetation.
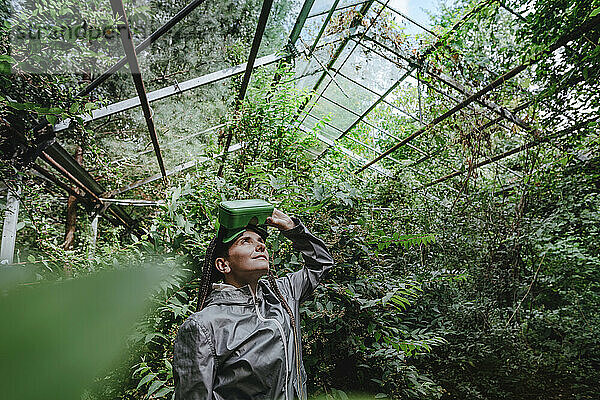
[1,0,599,399]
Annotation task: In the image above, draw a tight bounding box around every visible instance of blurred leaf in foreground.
[0,266,166,400]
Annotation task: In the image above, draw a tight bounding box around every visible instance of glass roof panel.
[299,0,371,48]
[90,76,236,194]
[309,81,378,132]
[294,70,323,91]
[292,36,344,83]
[311,96,359,132]
[302,113,340,141]
[308,0,369,18]
[338,38,406,95]
[135,1,289,91]
[315,75,379,122]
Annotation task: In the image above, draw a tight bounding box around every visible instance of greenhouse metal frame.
[4,0,599,263]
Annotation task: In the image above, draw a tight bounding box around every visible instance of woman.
[173,208,334,400]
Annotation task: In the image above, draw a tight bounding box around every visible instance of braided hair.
[195,236,222,312]
[195,229,297,334]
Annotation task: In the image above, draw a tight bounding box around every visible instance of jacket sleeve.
[278,217,335,303]
[173,318,216,400]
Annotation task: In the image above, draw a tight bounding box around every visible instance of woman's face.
[216,230,269,287]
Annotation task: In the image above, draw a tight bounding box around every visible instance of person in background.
[173,208,334,400]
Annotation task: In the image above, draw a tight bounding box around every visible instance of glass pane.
[90,77,235,194]
[338,38,405,95]
[317,73,378,122]
[310,96,359,134]
[302,113,340,141]
[301,0,370,48]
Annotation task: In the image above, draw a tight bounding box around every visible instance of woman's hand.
[266,208,296,231]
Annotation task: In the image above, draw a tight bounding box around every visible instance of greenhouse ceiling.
[18,0,600,232]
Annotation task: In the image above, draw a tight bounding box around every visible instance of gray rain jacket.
[173,218,334,400]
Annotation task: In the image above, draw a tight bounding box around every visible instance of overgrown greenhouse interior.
[1,0,599,398]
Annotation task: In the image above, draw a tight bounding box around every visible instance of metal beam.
[40,142,136,230]
[355,13,600,174]
[374,0,437,36]
[31,159,132,230]
[218,0,275,177]
[288,0,317,46]
[77,0,209,98]
[299,67,462,174]
[361,35,533,131]
[57,198,166,207]
[110,0,167,182]
[31,163,87,204]
[105,143,243,198]
[307,0,341,56]
[497,0,527,22]
[100,198,165,206]
[41,151,104,205]
[54,54,283,132]
[421,117,598,188]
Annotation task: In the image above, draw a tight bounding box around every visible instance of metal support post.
[110,0,168,183]
[217,0,275,177]
[89,215,98,261]
[1,181,21,264]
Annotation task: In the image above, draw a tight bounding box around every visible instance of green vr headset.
[217,199,274,244]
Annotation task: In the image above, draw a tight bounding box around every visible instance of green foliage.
[2,0,599,399]
[0,265,167,400]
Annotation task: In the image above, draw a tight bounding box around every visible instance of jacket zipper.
[250,287,290,400]
[292,327,303,398]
